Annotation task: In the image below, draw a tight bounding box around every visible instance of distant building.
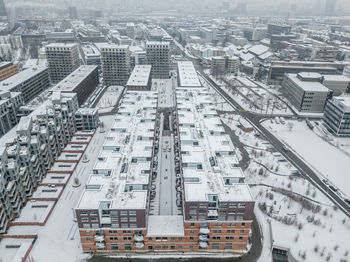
[68,6,78,19]
[267,24,291,37]
[323,96,350,136]
[146,41,170,79]
[0,62,18,82]
[282,72,331,113]
[0,0,6,17]
[0,65,50,103]
[45,43,80,84]
[126,65,152,91]
[51,65,99,106]
[98,43,131,86]
[325,0,337,15]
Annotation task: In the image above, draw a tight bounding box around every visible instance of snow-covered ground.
[4,115,116,262]
[205,74,292,115]
[262,119,350,198]
[95,86,124,113]
[220,112,350,262]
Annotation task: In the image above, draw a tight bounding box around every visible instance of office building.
[211,56,226,75]
[45,43,80,84]
[99,43,130,86]
[268,61,346,84]
[0,62,18,82]
[322,75,350,96]
[51,65,99,106]
[0,65,50,103]
[0,0,6,17]
[323,96,350,136]
[126,65,152,91]
[146,42,170,79]
[282,72,330,113]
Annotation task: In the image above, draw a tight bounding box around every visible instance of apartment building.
[45,43,80,83]
[282,72,330,113]
[126,65,152,91]
[0,91,80,234]
[0,65,50,103]
[323,96,350,136]
[211,56,226,75]
[51,65,99,106]
[322,75,350,96]
[146,41,170,79]
[99,43,130,86]
[0,90,23,137]
[226,56,240,74]
[75,87,254,253]
[75,108,99,131]
[0,62,18,81]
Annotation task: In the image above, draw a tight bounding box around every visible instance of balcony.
[134,242,144,249]
[199,241,208,249]
[94,235,105,242]
[199,228,210,234]
[96,242,105,249]
[199,235,209,241]
[134,234,144,242]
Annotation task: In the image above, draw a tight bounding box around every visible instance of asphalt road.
[200,72,350,218]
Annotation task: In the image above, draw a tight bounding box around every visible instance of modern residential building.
[126,65,152,91]
[51,65,99,106]
[45,43,80,84]
[282,72,331,113]
[75,86,254,253]
[226,56,240,74]
[99,43,131,86]
[323,96,350,137]
[177,61,202,88]
[0,91,80,234]
[146,41,170,79]
[75,108,99,131]
[0,90,23,138]
[322,75,350,96]
[0,62,18,81]
[211,56,226,75]
[82,45,101,70]
[0,65,50,103]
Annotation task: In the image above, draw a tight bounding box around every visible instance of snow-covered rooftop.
[76,91,158,211]
[147,216,184,237]
[126,65,152,87]
[176,88,253,203]
[287,74,329,92]
[177,61,202,88]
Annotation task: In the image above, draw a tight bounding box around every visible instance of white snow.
[263,119,350,198]
[147,216,184,237]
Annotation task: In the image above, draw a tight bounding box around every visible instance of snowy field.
[219,112,350,262]
[14,201,55,224]
[95,86,124,113]
[0,238,34,262]
[262,119,350,198]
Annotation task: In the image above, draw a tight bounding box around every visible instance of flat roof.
[287,74,330,92]
[176,88,253,203]
[51,65,97,92]
[76,91,158,210]
[45,43,77,48]
[126,65,152,87]
[177,61,202,87]
[0,65,48,92]
[147,216,184,237]
[323,74,350,82]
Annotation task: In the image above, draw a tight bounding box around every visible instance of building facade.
[126,65,152,91]
[0,62,18,81]
[45,43,80,84]
[99,44,130,86]
[282,72,330,113]
[323,96,350,136]
[146,42,170,79]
